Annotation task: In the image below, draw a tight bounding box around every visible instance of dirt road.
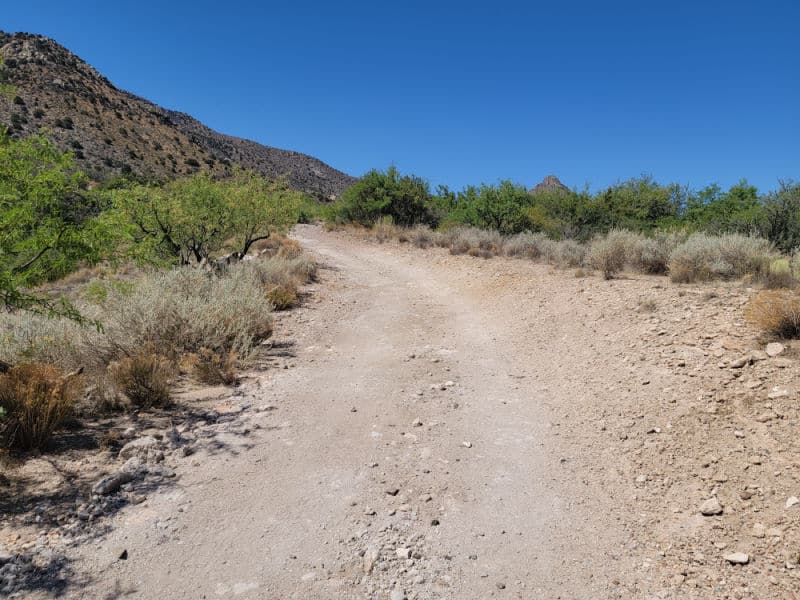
[70,225,800,599]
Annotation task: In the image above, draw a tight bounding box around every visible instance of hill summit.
[0,31,355,198]
[530,175,569,194]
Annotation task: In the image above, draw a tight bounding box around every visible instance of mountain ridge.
[0,31,355,198]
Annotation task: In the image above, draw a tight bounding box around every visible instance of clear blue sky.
[3,1,798,192]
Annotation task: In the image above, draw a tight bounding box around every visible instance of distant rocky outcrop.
[530,175,570,194]
[0,31,355,198]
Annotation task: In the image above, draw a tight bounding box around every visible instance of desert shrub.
[447,227,503,257]
[0,364,83,451]
[759,259,798,289]
[504,232,553,260]
[190,348,238,385]
[252,235,306,261]
[744,291,800,338]
[669,233,775,283]
[276,238,303,259]
[108,351,173,408]
[0,265,275,380]
[587,231,630,278]
[628,232,683,274]
[0,313,88,373]
[553,239,585,267]
[411,225,436,248]
[244,255,317,289]
[266,284,298,310]
[373,216,399,243]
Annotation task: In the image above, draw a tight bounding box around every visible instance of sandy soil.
[12,224,800,599]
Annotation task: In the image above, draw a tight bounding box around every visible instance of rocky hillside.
[0,31,355,198]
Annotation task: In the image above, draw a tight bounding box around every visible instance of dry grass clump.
[266,284,299,310]
[250,234,303,259]
[504,232,554,260]
[188,348,238,385]
[553,239,585,267]
[588,231,631,279]
[0,365,83,451]
[758,259,798,289]
[744,290,800,338]
[637,298,658,312]
[411,225,437,249]
[108,351,174,409]
[447,227,504,257]
[628,232,683,274]
[669,233,775,283]
[372,217,400,243]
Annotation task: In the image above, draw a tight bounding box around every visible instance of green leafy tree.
[111,171,303,265]
[111,173,229,265]
[0,133,106,317]
[762,180,800,253]
[467,181,532,234]
[223,170,303,257]
[591,176,683,232]
[333,166,436,226]
[683,181,764,234]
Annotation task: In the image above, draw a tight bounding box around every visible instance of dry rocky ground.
[2,224,799,599]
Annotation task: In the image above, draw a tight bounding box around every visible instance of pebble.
[396,547,411,559]
[363,545,380,574]
[699,497,723,516]
[729,356,749,369]
[785,496,799,509]
[390,590,405,600]
[91,470,136,496]
[462,441,472,448]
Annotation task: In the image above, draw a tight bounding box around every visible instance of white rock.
[462,441,472,448]
[752,523,766,538]
[118,436,160,462]
[768,387,790,400]
[785,496,799,509]
[395,547,411,559]
[766,342,786,357]
[724,552,749,565]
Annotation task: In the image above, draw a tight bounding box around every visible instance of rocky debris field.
[2,224,799,599]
